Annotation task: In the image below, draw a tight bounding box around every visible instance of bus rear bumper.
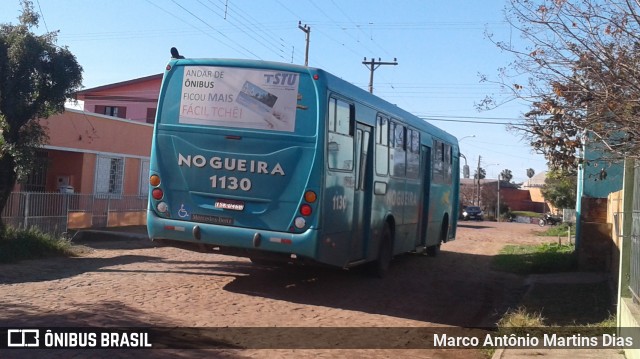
[147,210,318,260]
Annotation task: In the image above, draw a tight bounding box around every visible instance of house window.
[139,159,150,197]
[105,106,119,117]
[94,105,127,119]
[21,151,49,192]
[146,108,157,124]
[95,155,124,196]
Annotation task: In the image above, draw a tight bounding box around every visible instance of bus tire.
[426,244,440,257]
[427,218,447,257]
[369,225,393,278]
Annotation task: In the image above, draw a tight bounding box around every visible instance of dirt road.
[0,221,546,358]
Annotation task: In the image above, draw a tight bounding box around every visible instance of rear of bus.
[147,58,323,263]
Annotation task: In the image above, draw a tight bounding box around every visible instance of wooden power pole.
[298,21,311,66]
[362,57,398,93]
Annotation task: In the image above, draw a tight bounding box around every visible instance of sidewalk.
[69,225,149,241]
[493,348,625,358]
[493,272,626,359]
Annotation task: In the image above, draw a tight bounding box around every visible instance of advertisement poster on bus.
[179,66,300,132]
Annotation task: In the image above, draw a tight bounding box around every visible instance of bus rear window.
[162,65,304,133]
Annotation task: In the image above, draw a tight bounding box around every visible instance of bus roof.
[167,57,458,146]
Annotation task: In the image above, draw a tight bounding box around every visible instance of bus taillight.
[304,190,317,203]
[150,174,161,187]
[152,188,164,200]
[300,204,312,216]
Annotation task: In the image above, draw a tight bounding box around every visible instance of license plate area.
[215,199,245,211]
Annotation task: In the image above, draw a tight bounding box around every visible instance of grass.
[0,226,77,264]
[536,222,573,237]
[492,242,577,274]
[492,241,615,349]
[518,281,614,326]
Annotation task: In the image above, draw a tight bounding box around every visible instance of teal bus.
[147,54,459,276]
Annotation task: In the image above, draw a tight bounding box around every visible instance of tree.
[541,169,577,209]
[0,1,82,230]
[500,169,513,182]
[474,167,486,180]
[526,168,535,180]
[481,0,640,171]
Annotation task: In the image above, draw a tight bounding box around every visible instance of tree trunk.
[0,153,18,232]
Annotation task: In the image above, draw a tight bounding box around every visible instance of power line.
[169,0,262,59]
[203,0,290,61]
[35,0,48,32]
[421,117,522,125]
[143,0,252,58]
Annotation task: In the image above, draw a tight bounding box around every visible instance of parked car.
[462,206,483,221]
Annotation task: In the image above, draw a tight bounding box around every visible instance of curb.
[70,229,149,242]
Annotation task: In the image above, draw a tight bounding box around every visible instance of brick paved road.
[0,222,542,358]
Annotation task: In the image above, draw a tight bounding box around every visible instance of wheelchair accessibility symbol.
[178,204,190,218]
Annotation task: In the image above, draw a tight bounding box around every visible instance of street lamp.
[459,135,475,179]
[496,173,502,222]
[460,153,470,178]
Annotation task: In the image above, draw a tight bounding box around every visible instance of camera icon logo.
[7,329,40,347]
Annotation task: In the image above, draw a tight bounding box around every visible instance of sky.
[0,0,548,183]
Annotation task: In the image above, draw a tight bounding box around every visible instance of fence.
[631,166,640,303]
[1,192,148,237]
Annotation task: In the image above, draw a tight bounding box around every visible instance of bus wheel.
[369,225,392,278]
[427,220,447,257]
[426,244,440,257]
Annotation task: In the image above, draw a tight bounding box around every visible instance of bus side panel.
[317,170,355,267]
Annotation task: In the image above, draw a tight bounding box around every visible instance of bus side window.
[390,122,406,177]
[433,140,444,183]
[407,129,420,179]
[327,97,354,171]
[444,143,452,184]
[328,98,336,131]
[335,99,352,136]
[375,115,389,175]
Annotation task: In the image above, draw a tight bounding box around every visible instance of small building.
[460,177,548,216]
[75,74,162,124]
[13,74,164,195]
[7,75,161,231]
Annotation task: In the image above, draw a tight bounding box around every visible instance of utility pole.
[298,21,310,66]
[362,57,398,93]
[476,155,482,206]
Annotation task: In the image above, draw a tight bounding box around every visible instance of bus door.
[417,145,431,247]
[350,123,373,262]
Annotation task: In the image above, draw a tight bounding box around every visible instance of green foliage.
[537,222,571,237]
[500,168,513,182]
[492,243,576,274]
[483,1,640,170]
[0,1,83,229]
[0,226,74,263]
[510,210,541,217]
[541,169,577,209]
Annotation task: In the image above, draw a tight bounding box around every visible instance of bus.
[147,54,459,276]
